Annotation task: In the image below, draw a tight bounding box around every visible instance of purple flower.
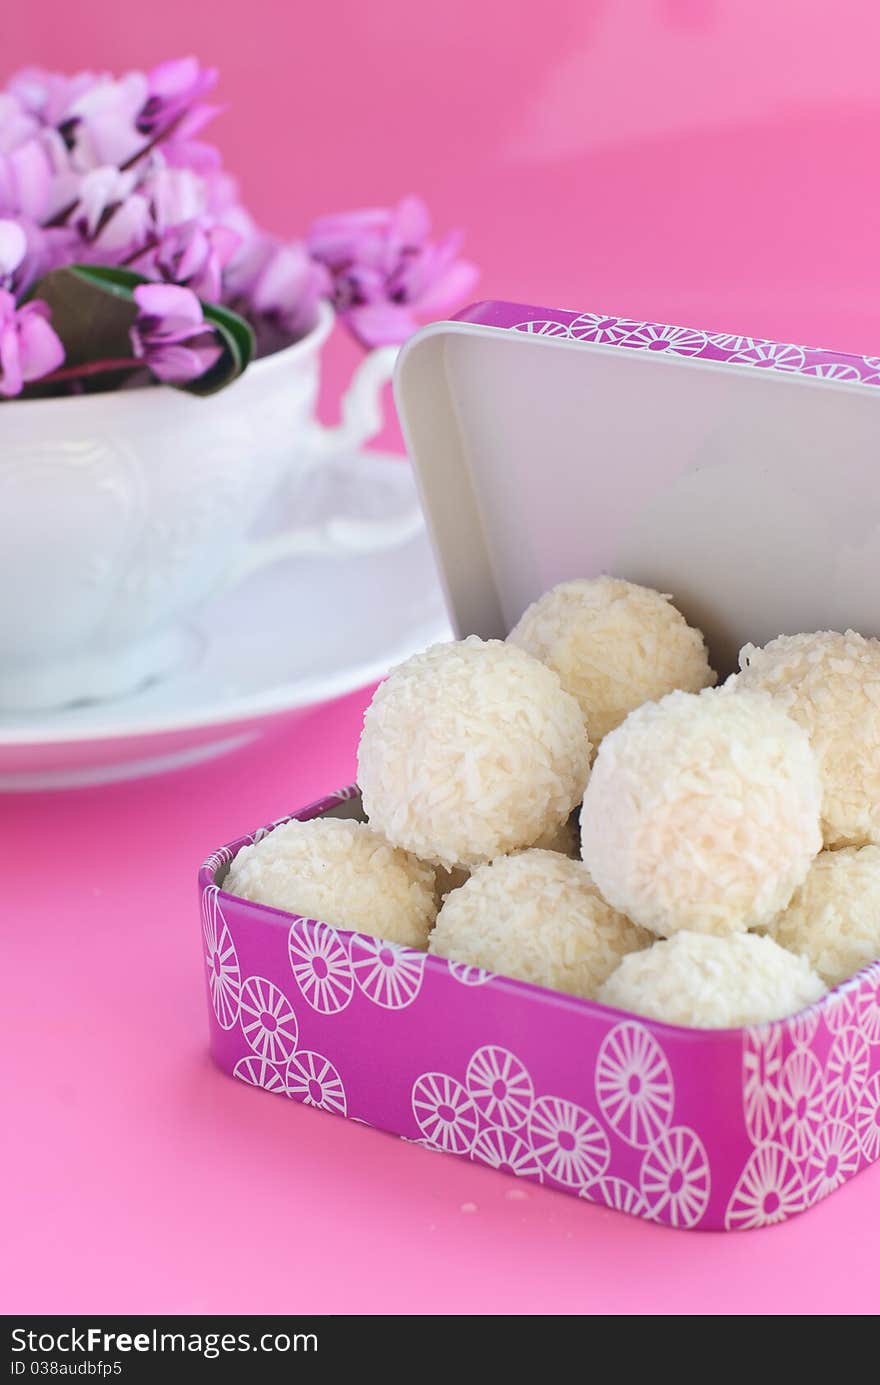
[129,282,222,383]
[160,116,223,176]
[137,58,218,136]
[71,166,152,259]
[124,162,240,300]
[307,195,478,346]
[152,219,240,302]
[0,219,26,287]
[0,216,77,296]
[224,233,327,345]
[144,162,206,227]
[0,61,481,399]
[7,68,100,128]
[203,169,240,217]
[0,289,64,397]
[0,92,39,153]
[0,128,73,223]
[64,73,150,171]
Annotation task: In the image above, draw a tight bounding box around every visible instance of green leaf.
[27,266,139,373]
[27,263,256,397]
[203,300,255,373]
[182,300,256,397]
[66,263,148,299]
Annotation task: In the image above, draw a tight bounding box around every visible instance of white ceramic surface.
[0,304,401,711]
[0,451,451,790]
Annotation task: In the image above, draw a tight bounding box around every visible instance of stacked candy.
[224,578,880,1028]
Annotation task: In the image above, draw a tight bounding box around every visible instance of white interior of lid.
[395,321,880,674]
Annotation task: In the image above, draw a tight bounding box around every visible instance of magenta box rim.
[199,786,880,1232]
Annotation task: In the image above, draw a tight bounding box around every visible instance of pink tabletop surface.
[5,1,880,1316]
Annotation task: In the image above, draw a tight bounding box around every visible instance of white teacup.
[0,303,409,711]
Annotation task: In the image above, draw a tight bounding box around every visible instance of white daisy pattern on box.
[824,1028,870,1120]
[742,1025,783,1143]
[528,1096,610,1189]
[505,315,880,390]
[779,1048,825,1162]
[239,975,299,1064]
[802,361,863,381]
[286,1050,347,1117]
[233,1055,288,1095]
[411,1072,479,1154]
[330,785,360,802]
[567,312,640,344]
[620,323,709,357]
[789,1006,821,1050]
[805,1121,861,1203]
[447,960,494,986]
[201,886,241,1031]
[350,935,425,1009]
[854,973,880,1046]
[595,1021,674,1149]
[705,332,755,354]
[728,341,807,372]
[465,1046,535,1131]
[512,318,569,337]
[856,1074,880,1162]
[580,1176,647,1217]
[288,920,354,1015]
[471,1126,543,1180]
[824,987,858,1034]
[640,1126,711,1229]
[251,821,282,846]
[203,844,234,878]
[725,1142,806,1230]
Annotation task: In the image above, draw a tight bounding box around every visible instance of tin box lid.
[394,300,880,674]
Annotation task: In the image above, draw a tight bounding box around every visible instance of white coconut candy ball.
[768,845,880,987]
[507,576,715,745]
[598,931,826,1029]
[580,687,822,937]
[428,850,651,999]
[433,811,581,903]
[733,629,880,849]
[358,637,591,870]
[224,817,436,948]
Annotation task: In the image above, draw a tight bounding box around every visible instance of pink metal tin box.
[199,301,880,1230]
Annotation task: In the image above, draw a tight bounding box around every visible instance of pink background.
[5,0,880,1314]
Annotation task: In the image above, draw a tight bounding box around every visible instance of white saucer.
[0,452,452,790]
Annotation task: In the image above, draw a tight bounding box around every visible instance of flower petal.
[408,257,480,316]
[142,336,221,383]
[345,301,418,346]
[133,282,205,334]
[16,302,65,381]
[0,218,27,277]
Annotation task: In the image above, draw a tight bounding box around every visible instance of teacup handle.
[230,345,423,581]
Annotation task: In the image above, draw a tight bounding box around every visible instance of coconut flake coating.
[508,577,715,744]
[598,931,826,1028]
[358,637,591,869]
[433,811,581,903]
[768,845,880,986]
[733,629,880,849]
[580,687,822,936]
[223,817,436,948]
[428,849,650,998]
